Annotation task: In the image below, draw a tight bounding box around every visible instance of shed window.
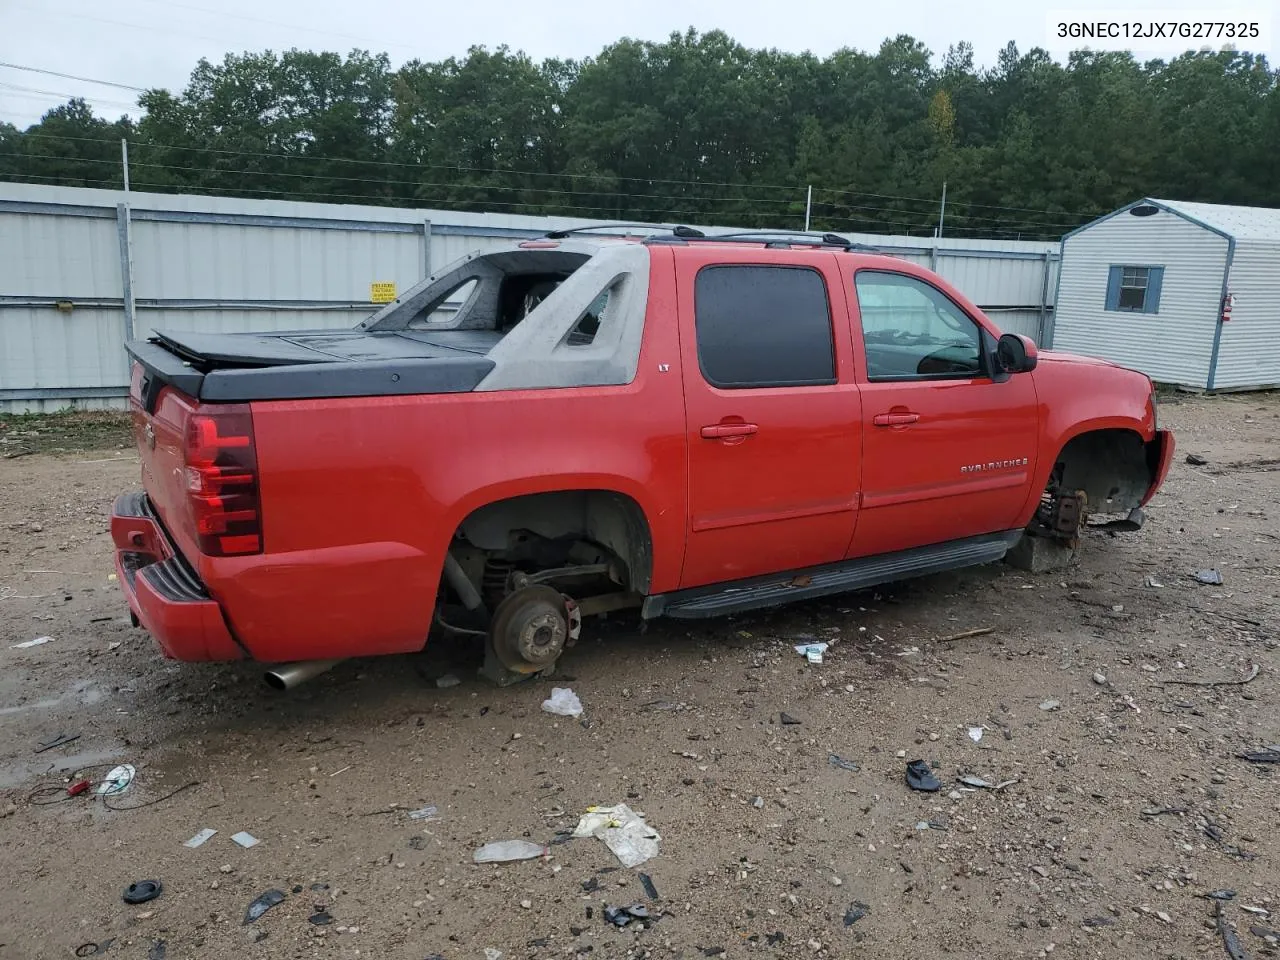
[1105,265,1164,314]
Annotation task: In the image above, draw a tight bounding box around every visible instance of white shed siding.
[1211,239,1280,390]
[1054,208,1226,388]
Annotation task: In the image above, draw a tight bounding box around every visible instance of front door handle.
[701,422,759,439]
[872,412,920,426]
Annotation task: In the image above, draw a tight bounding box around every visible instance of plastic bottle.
[472,840,548,863]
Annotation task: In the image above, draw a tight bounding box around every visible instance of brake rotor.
[489,585,570,674]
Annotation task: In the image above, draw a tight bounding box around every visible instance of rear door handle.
[701,422,759,439]
[872,412,920,426]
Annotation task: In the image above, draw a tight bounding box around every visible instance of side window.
[1105,265,1164,314]
[694,265,836,389]
[854,271,984,381]
[565,288,612,346]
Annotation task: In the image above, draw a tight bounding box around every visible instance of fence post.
[422,219,433,280]
[115,202,136,341]
[1037,250,1052,346]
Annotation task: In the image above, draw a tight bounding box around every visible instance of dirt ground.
[1,395,1277,960]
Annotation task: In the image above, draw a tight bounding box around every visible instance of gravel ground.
[0,395,1277,960]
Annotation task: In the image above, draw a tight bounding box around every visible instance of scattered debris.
[1236,749,1280,764]
[967,726,984,743]
[780,712,802,725]
[231,832,260,849]
[1186,453,1208,466]
[243,889,286,924]
[639,873,659,900]
[915,819,949,831]
[1193,569,1225,585]
[828,754,859,772]
[97,764,136,796]
[1082,917,1115,928]
[843,901,870,926]
[122,880,163,905]
[33,732,80,753]
[752,796,764,809]
[905,760,941,792]
[1217,901,1250,960]
[793,642,828,664]
[147,940,166,960]
[956,774,1015,790]
[11,635,53,649]
[183,828,217,848]
[1038,699,1060,711]
[1205,890,1238,901]
[1241,906,1273,917]
[1093,671,1108,685]
[1164,664,1260,687]
[75,941,114,957]
[939,627,994,642]
[484,949,503,960]
[473,840,548,863]
[1141,805,1187,817]
[308,911,333,925]
[604,904,653,928]
[540,687,583,718]
[406,805,439,820]
[572,803,661,868]
[435,674,461,689]
[327,765,351,778]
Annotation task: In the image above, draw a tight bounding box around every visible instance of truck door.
[843,267,1040,557]
[675,248,862,589]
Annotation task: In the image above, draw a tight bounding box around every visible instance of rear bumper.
[1141,428,1176,506]
[110,492,246,661]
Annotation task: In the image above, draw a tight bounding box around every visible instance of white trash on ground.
[793,642,829,664]
[540,687,583,717]
[12,636,54,649]
[231,831,260,848]
[573,803,661,868]
[473,839,548,863]
[184,828,217,848]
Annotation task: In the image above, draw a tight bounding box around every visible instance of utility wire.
[0,62,148,93]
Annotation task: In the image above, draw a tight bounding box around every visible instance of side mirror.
[996,333,1038,374]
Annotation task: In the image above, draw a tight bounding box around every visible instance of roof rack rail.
[543,223,706,240]
[701,230,860,248]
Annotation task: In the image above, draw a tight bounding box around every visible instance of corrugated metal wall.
[0,182,1059,412]
[1212,239,1280,390]
[1053,208,1226,389]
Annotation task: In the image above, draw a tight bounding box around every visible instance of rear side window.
[694,265,836,389]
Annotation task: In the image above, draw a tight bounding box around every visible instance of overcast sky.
[1,0,1274,127]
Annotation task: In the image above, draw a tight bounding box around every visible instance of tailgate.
[129,361,202,563]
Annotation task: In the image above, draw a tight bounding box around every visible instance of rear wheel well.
[1050,429,1152,514]
[448,490,653,602]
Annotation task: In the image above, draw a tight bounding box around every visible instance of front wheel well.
[1050,428,1153,514]
[449,489,654,598]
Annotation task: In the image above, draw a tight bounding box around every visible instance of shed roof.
[1150,198,1280,241]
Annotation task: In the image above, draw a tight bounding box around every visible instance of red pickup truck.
[111,228,1174,687]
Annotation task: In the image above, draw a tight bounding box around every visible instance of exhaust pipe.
[263,658,344,691]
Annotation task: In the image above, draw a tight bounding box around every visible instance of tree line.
[1,31,1277,239]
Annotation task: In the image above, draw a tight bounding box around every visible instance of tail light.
[183,404,263,556]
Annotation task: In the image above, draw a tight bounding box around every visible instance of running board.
[644,530,1022,620]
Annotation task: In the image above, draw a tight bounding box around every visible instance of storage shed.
[1052,198,1280,391]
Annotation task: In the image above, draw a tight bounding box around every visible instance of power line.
[0,62,147,93]
[0,82,140,111]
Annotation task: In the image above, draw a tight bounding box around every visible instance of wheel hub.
[489,585,570,675]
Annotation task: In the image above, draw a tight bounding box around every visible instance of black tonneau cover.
[128,329,497,409]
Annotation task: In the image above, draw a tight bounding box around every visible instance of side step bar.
[643,530,1022,620]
